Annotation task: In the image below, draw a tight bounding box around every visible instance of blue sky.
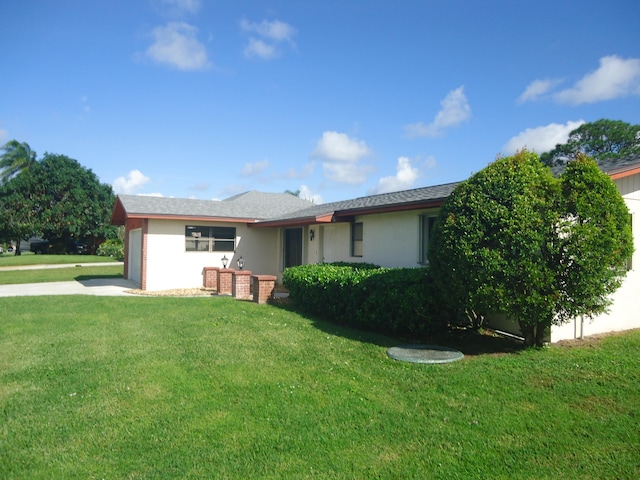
[1,0,639,203]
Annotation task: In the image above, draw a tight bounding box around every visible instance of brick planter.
[217,268,234,295]
[252,274,277,304]
[232,270,252,300]
[202,267,219,289]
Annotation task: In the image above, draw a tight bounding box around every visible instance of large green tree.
[540,119,640,167]
[0,149,116,253]
[428,150,633,346]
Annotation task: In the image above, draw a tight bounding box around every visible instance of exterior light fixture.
[221,255,228,268]
[237,256,245,270]
[309,229,315,241]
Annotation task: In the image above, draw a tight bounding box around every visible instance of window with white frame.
[351,222,363,257]
[185,226,236,252]
[419,215,437,265]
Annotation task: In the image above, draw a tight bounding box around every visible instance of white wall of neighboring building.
[551,178,640,342]
[143,219,279,291]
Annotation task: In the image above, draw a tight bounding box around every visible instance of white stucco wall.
[318,209,438,267]
[551,190,640,342]
[143,219,279,291]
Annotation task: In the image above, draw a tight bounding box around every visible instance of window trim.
[185,225,236,253]
[351,222,363,257]
[419,215,437,265]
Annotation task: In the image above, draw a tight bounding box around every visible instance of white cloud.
[554,55,640,105]
[370,157,419,194]
[312,131,372,161]
[312,131,373,184]
[299,185,323,204]
[145,22,209,70]
[405,86,471,138]
[241,159,270,176]
[240,18,296,60]
[243,39,278,60]
[113,169,152,194]
[240,19,296,42]
[0,129,7,144]
[322,162,374,184]
[502,120,586,155]
[517,78,563,103]
[166,0,200,14]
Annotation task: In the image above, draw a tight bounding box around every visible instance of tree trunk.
[519,321,547,347]
[519,322,535,347]
[534,324,547,347]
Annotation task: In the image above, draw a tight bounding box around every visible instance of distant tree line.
[0,140,117,254]
[540,119,640,167]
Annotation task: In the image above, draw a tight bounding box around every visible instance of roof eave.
[251,212,335,228]
[332,199,448,220]
[608,165,640,180]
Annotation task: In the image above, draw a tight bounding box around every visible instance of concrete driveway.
[0,262,137,297]
[0,278,138,297]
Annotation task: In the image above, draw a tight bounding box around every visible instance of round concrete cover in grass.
[387,344,464,364]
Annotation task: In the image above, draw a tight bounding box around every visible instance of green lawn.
[1,295,638,479]
[0,253,119,267]
[0,264,124,285]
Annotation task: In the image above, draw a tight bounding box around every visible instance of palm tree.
[0,140,38,254]
[0,140,37,184]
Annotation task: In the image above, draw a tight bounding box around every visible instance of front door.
[284,228,303,269]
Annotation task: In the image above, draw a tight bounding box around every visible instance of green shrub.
[283,263,447,337]
[97,239,124,260]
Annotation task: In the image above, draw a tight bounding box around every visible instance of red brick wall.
[252,275,277,304]
[217,269,234,295]
[233,270,252,300]
[202,267,219,289]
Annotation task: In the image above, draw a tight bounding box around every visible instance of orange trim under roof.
[250,212,335,228]
[608,165,640,180]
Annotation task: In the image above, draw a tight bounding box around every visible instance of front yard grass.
[1,295,638,479]
[0,264,124,285]
[0,253,119,267]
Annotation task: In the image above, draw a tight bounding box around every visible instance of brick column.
[232,270,252,300]
[252,275,277,304]
[202,267,219,289]
[217,268,234,295]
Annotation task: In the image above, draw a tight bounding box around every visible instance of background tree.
[0,140,38,254]
[541,119,640,167]
[0,149,117,254]
[428,150,633,346]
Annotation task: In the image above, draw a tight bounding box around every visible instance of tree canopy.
[428,150,633,346]
[0,143,117,252]
[540,119,640,167]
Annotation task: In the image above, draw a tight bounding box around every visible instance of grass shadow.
[271,298,525,356]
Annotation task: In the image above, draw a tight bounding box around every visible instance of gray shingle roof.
[116,191,314,221]
[550,153,640,177]
[257,181,461,223]
[114,182,461,225]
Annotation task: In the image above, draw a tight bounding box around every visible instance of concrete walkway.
[0,262,137,297]
[0,278,138,297]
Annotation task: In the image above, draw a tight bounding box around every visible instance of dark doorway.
[284,228,303,268]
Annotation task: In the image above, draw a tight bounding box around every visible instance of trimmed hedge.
[282,263,448,337]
